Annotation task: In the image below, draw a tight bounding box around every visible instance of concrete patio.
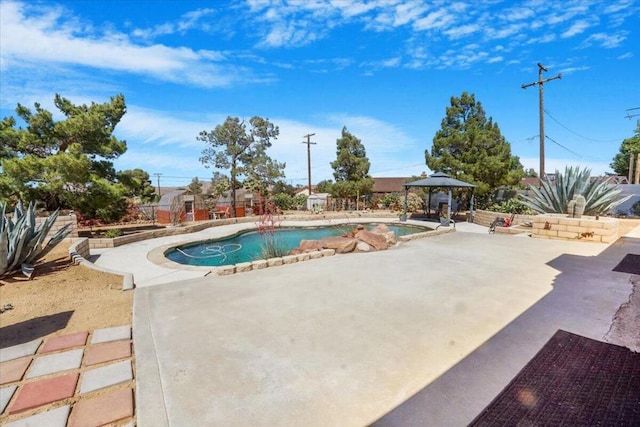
[128,223,639,426]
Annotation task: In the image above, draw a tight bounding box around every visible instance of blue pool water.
[165,223,430,267]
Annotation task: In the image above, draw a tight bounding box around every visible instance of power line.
[544,135,583,158]
[369,163,426,175]
[544,108,625,142]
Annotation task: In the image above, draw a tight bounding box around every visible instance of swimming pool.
[165,223,431,267]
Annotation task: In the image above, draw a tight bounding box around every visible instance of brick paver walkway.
[0,325,135,426]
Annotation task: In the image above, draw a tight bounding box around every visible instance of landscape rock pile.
[289,223,397,255]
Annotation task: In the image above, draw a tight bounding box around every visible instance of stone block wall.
[69,237,90,259]
[37,213,79,239]
[531,214,618,243]
[473,209,536,227]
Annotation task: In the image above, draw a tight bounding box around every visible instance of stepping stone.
[68,388,133,427]
[91,326,131,344]
[27,349,84,379]
[85,341,131,366]
[0,358,32,385]
[4,405,70,427]
[1,385,17,413]
[41,331,88,353]
[0,340,41,363]
[9,373,78,414]
[80,360,132,394]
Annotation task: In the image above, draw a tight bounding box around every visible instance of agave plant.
[518,166,630,216]
[0,201,72,278]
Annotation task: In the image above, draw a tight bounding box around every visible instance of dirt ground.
[0,242,132,348]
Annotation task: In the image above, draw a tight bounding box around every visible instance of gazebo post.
[469,190,475,222]
[447,189,452,224]
[402,186,408,221]
[428,190,432,216]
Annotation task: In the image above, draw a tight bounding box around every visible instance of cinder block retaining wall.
[39,214,79,238]
[473,209,536,227]
[531,214,618,243]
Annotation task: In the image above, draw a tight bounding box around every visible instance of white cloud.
[561,20,592,38]
[558,65,590,74]
[583,32,627,48]
[526,33,556,44]
[485,23,527,40]
[392,2,429,26]
[0,1,254,88]
[444,24,480,39]
[413,9,454,31]
[617,52,634,59]
[500,7,534,21]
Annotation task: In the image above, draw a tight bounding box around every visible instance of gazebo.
[403,172,476,226]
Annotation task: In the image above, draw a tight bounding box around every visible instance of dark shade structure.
[403,172,476,225]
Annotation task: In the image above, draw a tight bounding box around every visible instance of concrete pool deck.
[117,220,639,426]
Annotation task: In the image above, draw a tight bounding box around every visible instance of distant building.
[156,189,209,224]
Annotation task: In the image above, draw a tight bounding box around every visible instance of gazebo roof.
[403,172,476,188]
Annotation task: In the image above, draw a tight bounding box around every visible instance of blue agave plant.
[518,166,630,216]
[0,201,72,278]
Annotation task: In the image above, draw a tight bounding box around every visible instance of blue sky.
[1,0,639,188]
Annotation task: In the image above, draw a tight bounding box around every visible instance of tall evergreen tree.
[330,126,374,208]
[0,94,128,218]
[425,92,524,196]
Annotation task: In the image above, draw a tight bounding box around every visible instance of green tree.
[315,179,334,194]
[330,127,374,209]
[271,180,296,197]
[187,177,203,195]
[425,92,524,197]
[0,94,128,217]
[610,122,640,177]
[208,172,230,199]
[117,168,156,203]
[198,116,284,217]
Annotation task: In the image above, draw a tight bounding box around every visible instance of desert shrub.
[272,193,293,211]
[292,194,308,210]
[104,229,122,238]
[380,193,400,209]
[487,199,535,215]
[402,192,424,212]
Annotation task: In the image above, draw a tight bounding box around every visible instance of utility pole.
[522,63,561,181]
[302,133,316,196]
[153,173,162,199]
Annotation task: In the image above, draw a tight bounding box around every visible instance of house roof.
[372,177,413,193]
[404,172,475,188]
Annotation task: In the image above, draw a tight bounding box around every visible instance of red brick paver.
[41,332,89,353]
[0,357,32,385]
[68,387,134,427]
[9,372,79,414]
[84,340,131,366]
[0,326,134,426]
